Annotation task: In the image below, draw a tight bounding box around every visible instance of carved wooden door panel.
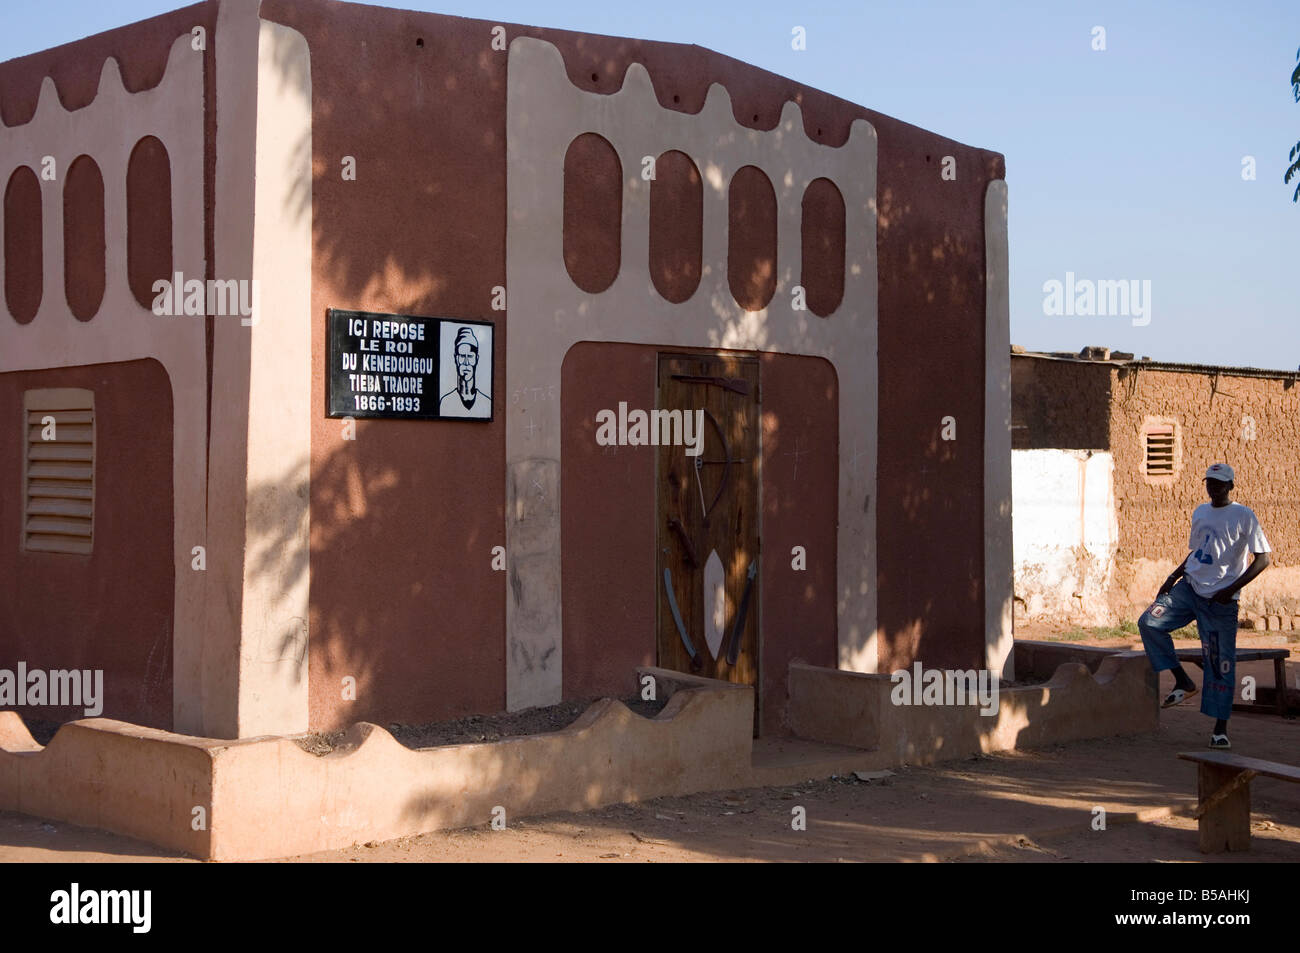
[655,353,761,710]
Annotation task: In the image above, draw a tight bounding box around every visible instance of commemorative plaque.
[326,309,494,421]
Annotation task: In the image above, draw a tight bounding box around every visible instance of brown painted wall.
[563,134,622,295]
[63,155,106,321]
[874,141,1001,674]
[648,151,703,304]
[0,360,174,729]
[757,351,838,731]
[258,0,1003,726]
[800,178,845,317]
[265,2,509,731]
[3,166,43,324]
[560,344,657,701]
[126,136,175,310]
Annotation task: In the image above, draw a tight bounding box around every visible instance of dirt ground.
[1016,619,1299,653]
[3,682,1297,863]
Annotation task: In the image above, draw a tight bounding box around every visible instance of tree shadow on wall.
[871,177,1007,676]
[247,432,505,732]
[253,7,1010,723]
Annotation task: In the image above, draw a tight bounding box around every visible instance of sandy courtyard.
[2,679,1296,863]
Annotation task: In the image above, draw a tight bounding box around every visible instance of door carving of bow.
[691,408,745,525]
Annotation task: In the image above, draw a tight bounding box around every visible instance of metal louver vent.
[1145,425,1175,475]
[24,388,94,555]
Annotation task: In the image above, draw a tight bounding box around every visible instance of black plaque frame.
[325,309,494,422]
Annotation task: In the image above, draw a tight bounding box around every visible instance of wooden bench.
[1174,647,1295,716]
[1178,751,1300,852]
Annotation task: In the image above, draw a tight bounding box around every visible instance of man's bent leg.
[1138,582,1197,674]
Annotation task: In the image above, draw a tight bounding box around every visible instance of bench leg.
[1197,764,1252,853]
[1275,658,1288,716]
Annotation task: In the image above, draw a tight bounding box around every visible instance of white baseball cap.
[1205,463,1234,482]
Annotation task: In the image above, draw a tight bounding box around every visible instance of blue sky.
[4,0,1298,369]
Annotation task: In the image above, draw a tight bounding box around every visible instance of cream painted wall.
[235,17,313,736]
[984,180,1013,678]
[206,0,312,738]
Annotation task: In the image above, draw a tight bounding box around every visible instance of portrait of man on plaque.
[438,323,493,419]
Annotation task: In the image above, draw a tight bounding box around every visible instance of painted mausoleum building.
[1,0,1011,740]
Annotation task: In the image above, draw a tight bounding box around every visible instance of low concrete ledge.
[1015,639,1130,678]
[637,665,751,702]
[788,665,881,750]
[0,669,753,861]
[789,653,1158,766]
[0,714,217,857]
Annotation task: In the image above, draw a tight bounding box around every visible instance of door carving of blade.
[725,559,759,666]
[663,568,702,671]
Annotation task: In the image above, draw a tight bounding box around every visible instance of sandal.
[1209,734,1231,749]
[1161,686,1197,708]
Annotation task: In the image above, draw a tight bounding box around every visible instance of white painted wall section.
[1012,449,1118,625]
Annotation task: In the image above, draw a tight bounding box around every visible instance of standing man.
[1138,463,1270,749]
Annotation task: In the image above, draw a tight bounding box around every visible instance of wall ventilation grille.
[24,388,94,555]
[1144,424,1176,475]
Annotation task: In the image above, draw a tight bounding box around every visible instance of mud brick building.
[1,0,1011,739]
[1012,347,1299,628]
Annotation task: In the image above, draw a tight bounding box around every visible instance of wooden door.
[655,354,761,709]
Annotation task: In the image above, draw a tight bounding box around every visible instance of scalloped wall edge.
[0,32,198,131]
[507,36,878,152]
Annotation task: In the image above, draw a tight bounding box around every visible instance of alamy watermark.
[1042,272,1151,327]
[595,402,704,456]
[50,883,150,933]
[0,663,103,717]
[151,271,259,325]
[890,663,1000,716]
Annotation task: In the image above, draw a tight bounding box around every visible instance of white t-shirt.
[1182,502,1270,599]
